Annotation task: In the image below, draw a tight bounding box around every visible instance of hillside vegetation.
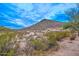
[0,27,17,56]
[0,25,75,56]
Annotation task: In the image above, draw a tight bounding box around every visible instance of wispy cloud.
[0,3,78,29]
[9,19,27,27]
[16,3,77,22]
[44,4,77,19]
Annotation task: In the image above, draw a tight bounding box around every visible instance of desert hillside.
[20,19,64,31]
[0,19,79,56]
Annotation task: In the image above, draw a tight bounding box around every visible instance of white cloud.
[44,4,77,19]
[10,19,27,27]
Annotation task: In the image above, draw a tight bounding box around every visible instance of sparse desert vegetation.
[0,26,76,56]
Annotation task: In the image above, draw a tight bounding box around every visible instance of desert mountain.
[0,26,14,32]
[21,19,64,31]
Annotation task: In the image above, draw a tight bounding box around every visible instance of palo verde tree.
[63,5,79,36]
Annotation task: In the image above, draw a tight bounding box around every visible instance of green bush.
[54,31,71,41]
[46,33,57,44]
[45,31,71,42]
[6,49,15,56]
[31,50,46,56]
[31,39,48,51]
[0,31,16,56]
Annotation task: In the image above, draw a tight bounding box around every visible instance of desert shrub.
[45,31,71,42]
[0,32,16,48]
[0,48,15,56]
[0,31,16,56]
[62,31,70,37]
[31,39,48,51]
[46,33,57,44]
[69,31,76,40]
[55,31,71,41]
[6,49,15,56]
[31,50,46,56]
[45,32,58,48]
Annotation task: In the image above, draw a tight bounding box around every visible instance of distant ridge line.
[20,19,64,31]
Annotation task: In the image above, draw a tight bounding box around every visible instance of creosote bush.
[31,39,48,51]
[0,31,16,56]
[31,50,46,56]
[45,31,71,41]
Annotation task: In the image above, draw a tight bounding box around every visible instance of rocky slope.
[20,19,64,31]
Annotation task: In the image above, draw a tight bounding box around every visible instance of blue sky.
[0,3,78,29]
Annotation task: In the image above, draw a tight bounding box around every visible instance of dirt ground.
[48,36,79,56]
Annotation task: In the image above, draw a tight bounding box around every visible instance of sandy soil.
[48,36,79,56]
